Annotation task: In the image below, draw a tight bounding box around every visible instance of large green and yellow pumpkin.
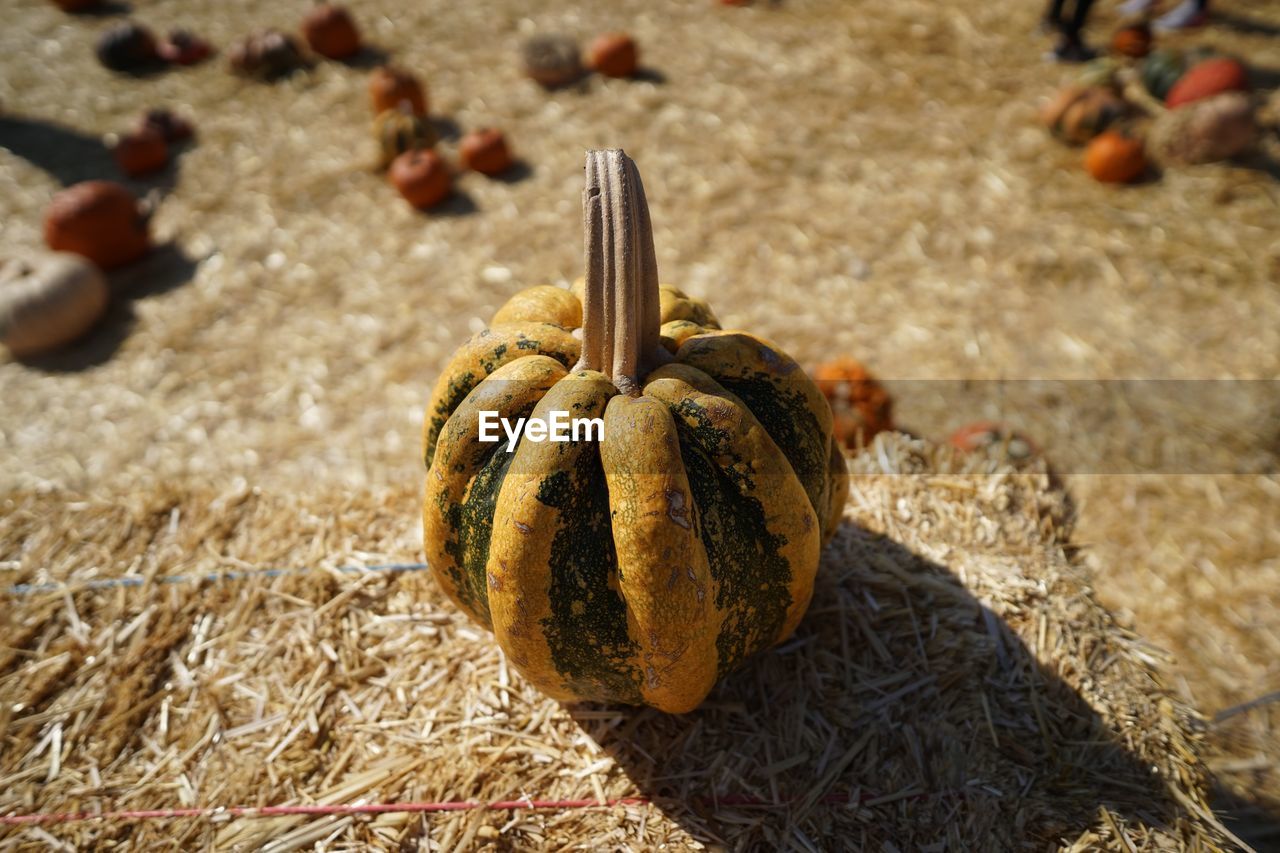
[421,150,847,713]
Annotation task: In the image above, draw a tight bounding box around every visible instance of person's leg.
[1045,0,1068,29]
[1064,0,1097,42]
[1050,0,1097,61]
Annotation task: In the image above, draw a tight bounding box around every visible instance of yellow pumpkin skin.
[421,151,842,712]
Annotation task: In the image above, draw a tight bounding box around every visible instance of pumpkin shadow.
[1231,151,1280,182]
[1211,12,1280,38]
[428,189,479,217]
[14,243,199,373]
[1245,64,1280,93]
[64,0,132,16]
[107,241,199,300]
[630,67,667,85]
[567,521,1211,849]
[339,45,391,70]
[490,159,533,184]
[0,115,117,186]
[429,115,462,143]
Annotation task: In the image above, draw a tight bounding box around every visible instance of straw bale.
[2,0,1278,840]
[0,435,1235,850]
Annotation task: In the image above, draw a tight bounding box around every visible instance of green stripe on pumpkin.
[676,333,832,534]
[538,467,642,703]
[670,406,793,677]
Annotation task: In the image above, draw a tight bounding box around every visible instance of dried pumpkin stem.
[576,149,669,395]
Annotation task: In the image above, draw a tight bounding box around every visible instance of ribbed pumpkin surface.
[421,151,846,712]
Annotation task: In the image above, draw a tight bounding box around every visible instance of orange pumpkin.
[1166,58,1249,109]
[389,149,451,210]
[113,127,168,177]
[43,181,150,270]
[459,129,513,176]
[302,3,361,60]
[588,33,639,78]
[138,108,194,143]
[157,29,212,66]
[812,358,893,450]
[369,66,426,116]
[1084,130,1146,183]
[1110,23,1152,59]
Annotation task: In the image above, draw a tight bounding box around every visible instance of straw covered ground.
[0,437,1238,850]
[2,0,1279,846]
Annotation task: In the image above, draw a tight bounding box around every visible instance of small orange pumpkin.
[157,29,212,66]
[459,129,513,176]
[588,33,639,78]
[1110,23,1152,59]
[138,108,194,143]
[1084,130,1146,183]
[113,127,168,177]
[812,358,893,450]
[302,3,361,60]
[43,181,150,270]
[369,65,427,116]
[389,149,451,210]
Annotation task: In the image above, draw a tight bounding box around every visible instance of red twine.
[1,792,883,827]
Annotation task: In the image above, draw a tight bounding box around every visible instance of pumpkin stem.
[576,149,670,394]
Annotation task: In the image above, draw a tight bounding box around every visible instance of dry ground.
[2,0,1279,846]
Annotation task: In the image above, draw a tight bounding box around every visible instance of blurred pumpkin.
[588,33,639,78]
[302,3,361,60]
[113,127,167,177]
[96,22,159,72]
[369,65,427,116]
[1167,57,1250,108]
[420,150,847,712]
[1148,92,1258,166]
[228,30,303,79]
[522,34,583,88]
[1084,130,1147,183]
[43,181,150,270]
[389,149,451,210]
[812,358,893,451]
[1041,85,1129,145]
[1140,50,1187,101]
[1077,57,1122,90]
[373,104,438,170]
[949,422,1039,465]
[0,252,108,357]
[138,108,194,143]
[157,29,212,65]
[1110,23,1152,59]
[459,128,513,176]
